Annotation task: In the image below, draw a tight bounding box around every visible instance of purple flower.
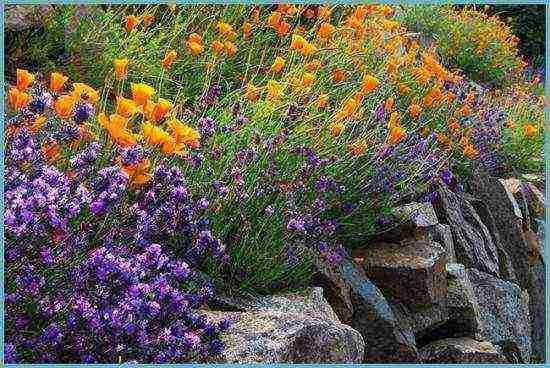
[74,102,94,123]
[121,146,144,166]
[287,218,306,232]
[198,117,216,138]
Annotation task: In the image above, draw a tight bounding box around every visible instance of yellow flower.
[245,84,261,102]
[151,98,173,122]
[349,139,367,156]
[168,119,201,148]
[8,87,30,111]
[116,95,138,118]
[17,69,35,91]
[131,83,156,107]
[271,56,285,73]
[72,83,100,104]
[301,72,315,87]
[361,74,379,94]
[266,80,283,101]
[142,121,173,148]
[114,59,129,80]
[54,95,75,118]
[50,72,69,92]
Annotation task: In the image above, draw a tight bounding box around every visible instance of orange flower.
[188,33,202,44]
[422,87,442,108]
[388,125,407,144]
[523,123,538,137]
[142,121,172,148]
[143,15,154,27]
[187,41,204,56]
[242,22,252,39]
[72,83,100,104]
[217,21,233,37]
[332,69,346,83]
[409,103,422,119]
[30,115,47,134]
[506,119,517,130]
[50,72,69,92]
[456,104,471,117]
[245,84,261,102]
[113,59,129,80]
[306,59,322,71]
[17,69,35,91]
[42,139,60,162]
[116,95,138,118]
[329,120,344,136]
[124,15,140,32]
[8,87,29,111]
[271,56,285,73]
[131,83,156,107]
[268,11,282,28]
[167,119,201,149]
[361,74,379,94]
[276,20,290,37]
[151,98,173,122]
[266,80,283,101]
[448,118,461,133]
[317,22,334,40]
[384,98,394,112]
[316,93,329,109]
[224,41,237,57]
[161,51,178,70]
[301,72,315,87]
[399,84,410,95]
[54,95,75,118]
[122,158,152,186]
[349,139,367,156]
[463,144,478,158]
[388,111,401,129]
[211,40,224,55]
[99,113,136,147]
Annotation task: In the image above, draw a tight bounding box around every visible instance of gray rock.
[527,252,546,362]
[5,5,53,31]
[392,202,439,227]
[498,178,523,219]
[420,337,507,363]
[313,255,419,362]
[392,300,450,339]
[427,224,457,264]
[445,263,485,339]
[203,310,364,363]
[467,268,532,363]
[360,240,448,308]
[469,169,531,290]
[436,184,501,278]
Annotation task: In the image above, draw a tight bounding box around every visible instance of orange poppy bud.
[188,33,203,45]
[161,51,178,69]
[224,41,237,57]
[361,74,379,94]
[242,22,252,39]
[523,123,538,137]
[245,84,260,102]
[17,69,35,91]
[113,59,129,80]
[384,98,394,112]
[268,11,282,29]
[271,56,285,73]
[116,95,138,118]
[54,95,75,118]
[388,125,407,144]
[316,93,329,109]
[151,98,173,122]
[124,15,140,32]
[8,87,29,111]
[399,84,411,95]
[50,72,69,92]
[131,83,156,107]
[276,20,290,37]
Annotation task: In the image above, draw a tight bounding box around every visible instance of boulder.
[392,202,439,227]
[204,310,364,363]
[426,224,457,264]
[358,240,448,308]
[420,337,507,363]
[313,255,420,362]
[467,268,532,363]
[435,184,501,278]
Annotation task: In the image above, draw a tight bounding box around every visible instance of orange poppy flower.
[122,158,152,186]
[349,139,367,156]
[72,83,100,104]
[224,41,237,57]
[187,41,204,56]
[422,87,442,108]
[306,59,322,71]
[242,22,252,39]
[124,15,140,32]
[523,123,538,137]
[266,80,283,101]
[332,69,346,83]
[142,121,172,147]
[316,93,329,109]
[17,69,35,91]
[361,74,379,94]
[50,72,69,92]
[329,120,344,137]
[245,84,261,102]
[301,72,315,87]
[271,56,285,73]
[54,95,75,118]
[268,11,283,29]
[151,98,173,122]
[211,40,224,55]
[388,125,407,144]
[116,95,138,118]
[99,113,136,147]
[8,87,29,111]
[409,103,422,119]
[143,15,154,27]
[317,22,334,40]
[113,59,129,80]
[161,51,178,69]
[167,119,201,149]
[290,34,307,50]
[131,83,156,107]
[384,98,394,112]
[463,143,478,158]
[217,21,233,37]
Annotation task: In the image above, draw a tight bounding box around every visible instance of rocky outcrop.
[467,268,532,363]
[420,337,508,363]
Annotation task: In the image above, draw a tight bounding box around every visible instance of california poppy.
[349,139,367,156]
[523,123,538,137]
[131,83,156,107]
[8,87,29,111]
[266,80,283,101]
[271,56,285,73]
[113,59,129,80]
[124,15,140,32]
[245,84,260,102]
[116,95,138,118]
[361,74,379,94]
[168,119,201,149]
[50,72,69,92]
[54,95,75,118]
[72,83,100,104]
[224,41,237,57]
[161,51,178,69]
[99,113,136,147]
[151,98,173,122]
[211,40,224,55]
[17,69,35,91]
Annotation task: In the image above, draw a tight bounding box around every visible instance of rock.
[526,248,546,362]
[426,224,457,264]
[313,255,419,362]
[469,169,531,290]
[211,287,339,322]
[392,202,439,227]
[435,184,501,278]
[359,240,448,308]
[498,178,523,219]
[393,300,449,340]
[467,268,532,363]
[444,263,485,339]
[204,310,364,363]
[5,5,53,31]
[420,337,507,363]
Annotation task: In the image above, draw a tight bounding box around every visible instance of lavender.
[74,102,95,123]
[201,85,221,106]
